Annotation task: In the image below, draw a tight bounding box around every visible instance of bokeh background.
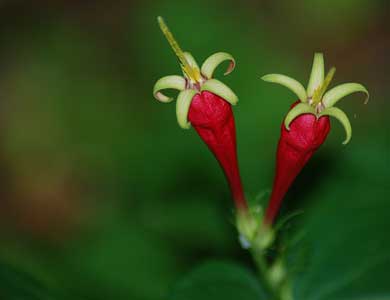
[0,0,388,299]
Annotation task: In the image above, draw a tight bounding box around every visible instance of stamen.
[157,16,201,83]
[312,67,336,105]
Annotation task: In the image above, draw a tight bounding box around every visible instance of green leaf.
[290,181,390,300]
[170,261,266,300]
[0,262,59,300]
[70,225,179,300]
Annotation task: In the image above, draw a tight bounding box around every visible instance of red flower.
[262,53,369,224]
[153,17,247,212]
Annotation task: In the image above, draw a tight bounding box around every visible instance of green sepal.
[252,225,275,251]
[236,204,264,242]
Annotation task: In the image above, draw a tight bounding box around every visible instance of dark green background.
[0,0,388,299]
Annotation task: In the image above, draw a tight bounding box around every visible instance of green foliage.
[291,181,390,299]
[0,0,388,299]
[170,261,266,300]
[167,131,390,299]
[0,262,61,300]
[69,225,179,300]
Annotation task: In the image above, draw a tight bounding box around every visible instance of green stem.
[251,248,280,300]
[250,246,293,300]
[236,207,293,299]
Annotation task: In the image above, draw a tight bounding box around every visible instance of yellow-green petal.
[322,83,369,108]
[284,102,316,130]
[307,53,325,97]
[201,52,235,79]
[176,89,197,129]
[201,79,238,105]
[261,74,308,102]
[153,75,186,102]
[320,106,352,144]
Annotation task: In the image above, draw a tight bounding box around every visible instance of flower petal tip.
[154,91,173,103]
[307,53,325,97]
[224,60,236,76]
[320,107,352,145]
[322,83,369,108]
[260,74,272,81]
[363,89,370,105]
[342,139,350,145]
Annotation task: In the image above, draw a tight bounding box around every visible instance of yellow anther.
[312,67,336,105]
[157,16,202,83]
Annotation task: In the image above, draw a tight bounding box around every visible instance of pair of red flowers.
[153,17,369,229]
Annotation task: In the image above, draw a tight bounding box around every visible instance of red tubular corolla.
[265,101,330,224]
[262,53,369,225]
[188,91,247,210]
[153,17,248,212]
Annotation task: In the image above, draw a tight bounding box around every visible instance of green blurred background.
[0,0,388,299]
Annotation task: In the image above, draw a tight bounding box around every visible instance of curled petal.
[153,75,186,102]
[307,53,325,97]
[176,89,197,129]
[322,83,369,108]
[261,74,308,102]
[201,79,238,105]
[284,102,316,130]
[320,107,352,144]
[201,52,235,79]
